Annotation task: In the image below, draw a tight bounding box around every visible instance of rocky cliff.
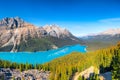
[0,17,83,52]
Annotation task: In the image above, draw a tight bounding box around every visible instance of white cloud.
[99,18,120,23]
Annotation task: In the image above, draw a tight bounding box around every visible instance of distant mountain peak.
[100,28,120,35]
[0,17,26,29]
[83,28,120,37]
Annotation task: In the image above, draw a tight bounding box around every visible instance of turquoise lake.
[0,44,86,64]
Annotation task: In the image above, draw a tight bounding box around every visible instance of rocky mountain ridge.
[0,17,82,52]
[43,24,72,38]
[0,17,25,29]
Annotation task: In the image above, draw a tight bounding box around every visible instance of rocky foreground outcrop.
[73,66,98,80]
[0,68,50,80]
[0,17,83,52]
[73,66,112,80]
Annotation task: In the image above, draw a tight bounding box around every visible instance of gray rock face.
[99,72,112,80]
[49,30,58,37]
[0,17,25,29]
[0,17,82,52]
[43,24,72,38]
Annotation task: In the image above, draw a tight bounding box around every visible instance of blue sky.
[0,0,120,36]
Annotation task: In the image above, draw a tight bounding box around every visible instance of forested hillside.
[0,42,120,80]
[81,33,120,51]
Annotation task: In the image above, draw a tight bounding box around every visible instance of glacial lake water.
[0,44,86,64]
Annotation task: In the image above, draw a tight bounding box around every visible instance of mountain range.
[0,17,83,52]
[0,17,120,52]
[81,28,120,51]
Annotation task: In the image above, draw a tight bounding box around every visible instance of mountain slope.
[81,28,120,51]
[0,17,83,52]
